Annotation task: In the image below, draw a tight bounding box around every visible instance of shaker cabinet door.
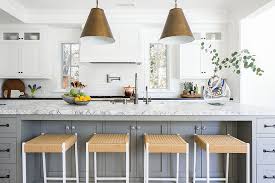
[20,43,41,77]
[180,41,202,79]
[71,121,102,180]
[136,121,169,178]
[171,122,201,179]
[103,121,137,178]
[40,121,73,178]
[0,42,20,77]
[201,122,232,180]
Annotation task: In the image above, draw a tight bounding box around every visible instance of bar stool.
[144,134,189,183]
[22,133,79,183]
[86,133,129,183]
[193,134,250,183]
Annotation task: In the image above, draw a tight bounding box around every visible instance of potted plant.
[201,42,264,105]
[28,84,42,98]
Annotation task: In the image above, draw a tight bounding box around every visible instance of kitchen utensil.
[124,85,135,97]
[2,79,25,98]
[10,90,24,98]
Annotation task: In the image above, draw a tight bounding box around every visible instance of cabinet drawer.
[0,164,16,183]
[0,138,16,164]
[0,118,16,134]
[257,165,275,183]
[257,138,275,164]
[257,118,275,134]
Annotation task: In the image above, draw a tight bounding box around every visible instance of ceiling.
[0,9,22,24]
[14,0,234,10]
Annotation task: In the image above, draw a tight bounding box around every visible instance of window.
[62,43,80,89]
[149,43,168,89]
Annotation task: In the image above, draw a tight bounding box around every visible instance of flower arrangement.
[28,84,42,97]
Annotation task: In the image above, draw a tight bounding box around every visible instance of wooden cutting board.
[2,79,25,98]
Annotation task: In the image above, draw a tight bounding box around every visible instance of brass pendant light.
[80,0,115,44]
[160,0,194,44]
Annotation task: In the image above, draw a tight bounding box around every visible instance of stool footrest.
[97,177,127,180]
[148,178,177,181]
[194,177,227,181]
[46,177,78,181]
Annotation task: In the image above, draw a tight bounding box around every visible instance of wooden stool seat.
[194,135,248,153]
[87,134,129,153]
[144,134,188,153]
[24,134,77,153]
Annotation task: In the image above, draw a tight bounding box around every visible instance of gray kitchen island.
[0,100,275,183]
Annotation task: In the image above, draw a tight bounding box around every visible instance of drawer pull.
[0,148,10,152]
[263,149,275,153]
[0,175,10,179]
[264,124,275,128]
[0,124,9,127]
[263,175,275,179]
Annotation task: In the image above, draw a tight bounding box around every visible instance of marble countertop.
[0,100,274,116]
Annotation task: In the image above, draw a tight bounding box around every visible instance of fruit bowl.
[74,101,90,105]
[62,95,75,104]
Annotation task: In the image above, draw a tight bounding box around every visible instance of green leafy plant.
[201,42,264,76]
[28,84,42,97]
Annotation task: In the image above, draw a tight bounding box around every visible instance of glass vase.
[203,75,231,105]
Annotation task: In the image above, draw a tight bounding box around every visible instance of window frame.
[61,42,80,89]
[142,29,173,93]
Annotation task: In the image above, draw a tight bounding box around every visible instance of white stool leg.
[126,143,129,183]
[75,140,79,183]
[206,144,210,183]
[22,143,27,183]
[86,143,89,183]
[146,143,149,183]
[62,143,66,183]
[42,152,47,183]
[225,153,229,183]
[186,143,189,183]
[193,141,197,183]
[94,152,97,183]
[246,144,250,183]
[144,144,147,183]
[176,153,179,183]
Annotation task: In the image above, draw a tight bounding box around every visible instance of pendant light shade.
[81,0,114,45]
[160,0,194,44]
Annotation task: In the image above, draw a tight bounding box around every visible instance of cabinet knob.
[131,126,136,130]
[72,126,76,130]
[202,126,207,130]
[66,126,70,130]
[195,126,200,131]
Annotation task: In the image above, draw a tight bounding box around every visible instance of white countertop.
[0,100,274,116]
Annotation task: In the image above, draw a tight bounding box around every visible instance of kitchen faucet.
[134,73,138,104]
[143,86,151,104]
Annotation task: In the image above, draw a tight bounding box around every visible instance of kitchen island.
[0,100,274,183]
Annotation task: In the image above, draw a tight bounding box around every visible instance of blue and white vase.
[203,75,231,105]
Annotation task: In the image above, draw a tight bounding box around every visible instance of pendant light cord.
[96,0,99,8]
[175,0,178,8]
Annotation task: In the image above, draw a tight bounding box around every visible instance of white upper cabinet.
[179,25,226,79]
[80,24,141,63]
[0,25,50,79]
[180,40,202,79]
[0,42,20,77]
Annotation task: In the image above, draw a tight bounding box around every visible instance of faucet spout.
[134,73,138,104]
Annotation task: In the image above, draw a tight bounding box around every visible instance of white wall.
[241,6,275,107]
